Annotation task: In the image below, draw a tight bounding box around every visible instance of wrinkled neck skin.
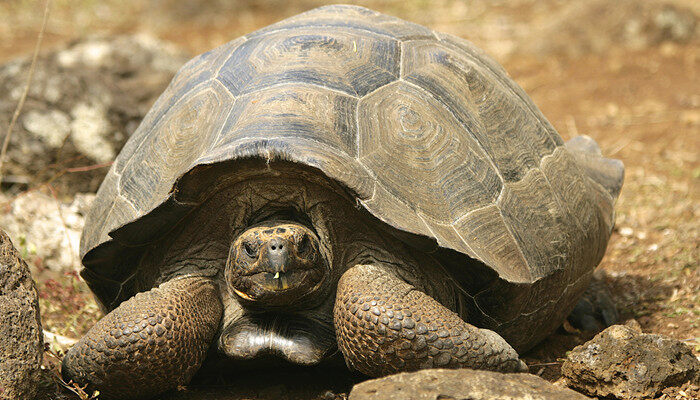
[137,170,457,367]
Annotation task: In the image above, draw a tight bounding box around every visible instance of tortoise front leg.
[334,264,527,376]
[62,276,222,400]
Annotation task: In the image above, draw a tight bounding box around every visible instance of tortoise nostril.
[268,239,286,253]
[267,238,289,271]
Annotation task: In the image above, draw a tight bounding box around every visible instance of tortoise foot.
[334,264,527,377]
[62,276,222,400]
[567,271,618,332]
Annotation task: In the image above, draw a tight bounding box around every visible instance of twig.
[47,184,79,271]
[608,137,633,156]
[0,0,51,187]
[0,160,111,210]
[44,345,97,399]
[527,361,563,367]
[39,160,112,188]
[65,161,113,173]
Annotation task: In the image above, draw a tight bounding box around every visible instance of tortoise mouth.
[231,268,326,304]
[249,270,306,290]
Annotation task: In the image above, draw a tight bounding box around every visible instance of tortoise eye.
[243,242,258,258]
[297,234,311,255]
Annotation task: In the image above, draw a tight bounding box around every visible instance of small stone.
[0,191,94,272]
[619,227,634,237]
[22,109,71,148]
[562,324,700,399]
[349,368,592,400]
[70,102,116,163]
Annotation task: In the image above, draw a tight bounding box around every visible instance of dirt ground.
[1,0,698,399]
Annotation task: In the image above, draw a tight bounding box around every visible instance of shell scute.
[114,37,245,175]
[213,83,358,157]
[248,4,435,41]
[497,168,572,280]
[118,84,234,214]
[453,204,530,283]
[358,80,501,223]
[438,33,564,147]
[216,28,400,97]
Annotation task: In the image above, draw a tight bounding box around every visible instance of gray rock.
[0,229,43,400]
[0,34,187,194]
[562,324,700,399]
[349,368,591,400]
[0,191,94,273]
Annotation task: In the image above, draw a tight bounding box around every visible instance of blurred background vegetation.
[3,0,698,61]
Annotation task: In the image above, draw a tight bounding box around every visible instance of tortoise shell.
[79,5,623,351]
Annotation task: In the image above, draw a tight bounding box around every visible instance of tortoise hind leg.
[334,264,527,377]
[567,271,618,332]
[62,276,222,400]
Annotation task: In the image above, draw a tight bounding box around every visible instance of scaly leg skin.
[62,276,223,400]
[334,264,527,376]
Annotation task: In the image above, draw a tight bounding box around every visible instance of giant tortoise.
[62,5,624,399]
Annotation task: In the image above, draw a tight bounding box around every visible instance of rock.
[562,324,700,399]
[0,34,187,194]
[349,368,592,400]
[0,229,43,400]
[658,381,700,400]
[0,191,94,273]
[624,318,643,332]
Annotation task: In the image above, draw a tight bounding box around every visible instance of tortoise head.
[225,221,330,307]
